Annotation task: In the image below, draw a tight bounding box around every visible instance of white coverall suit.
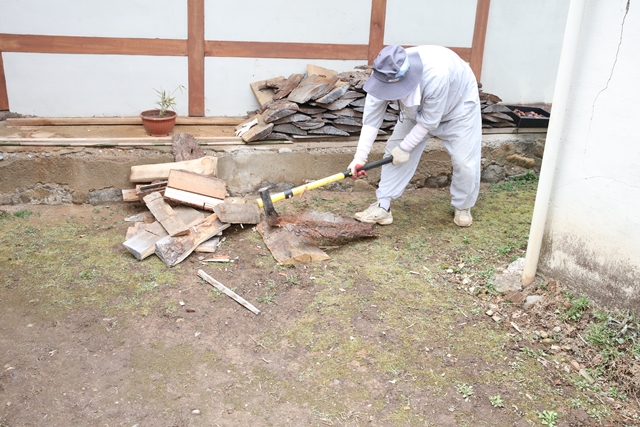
[355,45,482,211]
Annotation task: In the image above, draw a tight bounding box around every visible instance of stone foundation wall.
[0,133,545,205]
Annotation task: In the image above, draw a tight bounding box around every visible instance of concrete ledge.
[0,132,545,205]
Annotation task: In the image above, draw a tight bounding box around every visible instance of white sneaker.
[354,202,393,225]
[454,208,473,227]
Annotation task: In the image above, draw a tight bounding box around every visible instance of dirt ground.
[1,182,639,427]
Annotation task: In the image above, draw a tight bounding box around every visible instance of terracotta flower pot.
[140,109,177,136]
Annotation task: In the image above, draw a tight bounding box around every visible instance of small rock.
[540,338,554,345]
[550,345,561,353]
[492,314,501,323]
[485,309,494,316]
[523,295,542,309]
[192,409,201,415]
[539,331,549,339]
[553,326,562,333]
[278,147,292,154]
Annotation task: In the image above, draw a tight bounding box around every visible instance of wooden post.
[470,0,491,83]
[0,52,9,111]
[188,0,205,117]
[368,0,387,65]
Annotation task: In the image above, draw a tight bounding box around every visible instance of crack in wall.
[583,0,630,155]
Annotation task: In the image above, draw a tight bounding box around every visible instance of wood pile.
[120,132,379,268]
[236,65,398,143]
[479,87,516,128]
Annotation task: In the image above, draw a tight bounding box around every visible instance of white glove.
[348,157,367,178]
[235,118,258,137]
[391,146,411,165]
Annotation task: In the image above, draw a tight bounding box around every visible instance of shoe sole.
[454,219,472,227]
[355,215,393,225]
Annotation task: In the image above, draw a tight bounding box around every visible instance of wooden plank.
[188,0,205,116]
[194,236,221,253]
[273,74,305,100]
[250,78,281,108]
[256,221,330,265]
[125,222,147,240]
[167,169,226,199]
[123,221,168,260]
[368,0,388,65]
[122,206,205,260]
[122,188,140,203]
[316,97,355,111]
[204,40,368,60]
[136,181,167,201]
[213,202,261,224]
[470,0,491,81]
[0,53,8,111]
[0,34,187,56]
[163,187,224,211]
[306,64,337,77]
[238,114,273,143]
[308,125,350,137]
[272,123,307,136]
[198,270,260,315]
[129,156,217,183]
[261,100,299,124]
[143,192,191,237]
[287,75,337,104]
[155,213,231,267]
[315,82,349,104]
[5,117,245,126]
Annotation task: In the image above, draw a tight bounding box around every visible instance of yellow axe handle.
[256,156,393,208]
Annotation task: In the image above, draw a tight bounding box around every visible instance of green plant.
[489,395,504,408]
[257,291,276,304]
[564,296,590,321]
[455,383,474,400]
[154,85,185,117]
[538,410,558,426]
[14,209,33,219]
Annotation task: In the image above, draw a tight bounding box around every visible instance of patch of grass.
[489,395,504,408]
[537,409,558,426]
[455,383,474,400]
[563,295,590,321]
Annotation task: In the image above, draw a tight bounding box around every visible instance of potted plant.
[140,85,185,136]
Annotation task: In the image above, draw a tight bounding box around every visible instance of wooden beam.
[198,270,261,315]
[155,213,230,267]
[205,41,368,60]
[0,52,8,110]
[188,0,205,116]
[129,156,218,183]
[0,34,187,56]
[6,116,245,126]
[368,0,387,65]
[470,0,491,82]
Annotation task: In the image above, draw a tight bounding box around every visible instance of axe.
[257,156,393,226]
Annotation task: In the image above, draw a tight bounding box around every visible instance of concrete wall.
[0,133,545,205]
[538,0,640,310]
[0,0,569,117]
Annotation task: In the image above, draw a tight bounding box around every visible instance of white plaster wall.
[0,0,187,38]
[204,57,366,116]
[204,0,372,44]
[4,54,189,117]
[540,0,640,304]
[385,0,477,47]
[481,0,570,104]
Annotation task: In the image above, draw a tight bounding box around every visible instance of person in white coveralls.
[348,45,482,227]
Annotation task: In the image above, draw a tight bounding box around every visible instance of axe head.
[258,187,280,227]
